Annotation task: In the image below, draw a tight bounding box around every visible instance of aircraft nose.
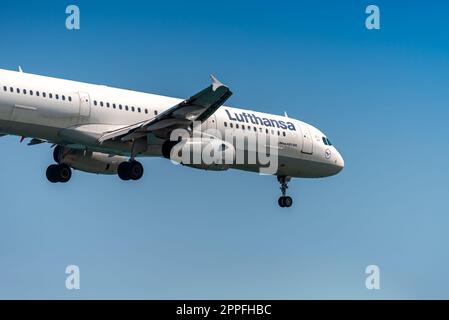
[335,150,344,173]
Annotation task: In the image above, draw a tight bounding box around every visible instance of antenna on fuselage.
[284,111,289,118]
[18,66,23,73]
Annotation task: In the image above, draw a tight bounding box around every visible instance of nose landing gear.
[278,176,293,208]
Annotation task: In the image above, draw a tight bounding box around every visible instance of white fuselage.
[0,69,344,178]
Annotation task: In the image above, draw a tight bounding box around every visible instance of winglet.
[18,66,23,73]
[211,74,225,92]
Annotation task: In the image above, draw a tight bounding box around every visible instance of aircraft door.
[204,114,217,132]
[78,92,91,118]
[299,124,313,154]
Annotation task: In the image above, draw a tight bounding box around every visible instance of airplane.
[0,67,344,208]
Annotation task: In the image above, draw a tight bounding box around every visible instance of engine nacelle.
[169,138,235,171]
[54,146,127,174]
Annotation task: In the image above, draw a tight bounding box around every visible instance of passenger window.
[30,90,33,96]
[230,123,233,128]
[145,109,148,114]
[62,95,65,101]
[36,91,40,97]
[236,124,239,129]
[224,122,227,127]
[43,92,46,98]
[119,105,123,110]
[68,96,72,102]
[131,107,135,112]
[49,93,53,98]
[94,101,97,106]
[100,102,104,107]
[113,104,116,109]
[138,107,141,113]
[16,88,20,93]
[283,132,286,137]
[266,129,269,134]
[23,89,27,94]
[107,103,110,108]
[125,105,129,111]
[55,94,59,100]
[10,87,13,92]
[3,86,6,91]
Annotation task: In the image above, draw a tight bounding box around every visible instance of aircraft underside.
[1,118,303,207]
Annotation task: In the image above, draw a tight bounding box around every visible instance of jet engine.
[164,138,235,171]
[53,146,128,174]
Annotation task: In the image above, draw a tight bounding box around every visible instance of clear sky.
[0,0,448,299]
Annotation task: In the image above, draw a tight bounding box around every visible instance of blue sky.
[0,0,448,299]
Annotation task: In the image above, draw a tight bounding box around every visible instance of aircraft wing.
[98,75,232,143]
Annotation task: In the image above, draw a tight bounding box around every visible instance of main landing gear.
[117,160,144,181]
[46,164,72,183]
[118,138,146,181]
[278,176,293,208]
[47,145,72,183]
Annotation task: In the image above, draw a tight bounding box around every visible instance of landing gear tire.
[129,161,144,180]
[58,164,72,183]
[118,161,144,181]
[278,196,293,208]
[278,197,285,208]
[46,164,72,183]
[46,165,60,183]
[118,162,131,181]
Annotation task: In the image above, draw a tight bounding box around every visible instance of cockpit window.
[322,137,333,146]
[322,137,328,145]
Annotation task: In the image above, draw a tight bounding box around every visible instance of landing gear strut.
[277,176,293,208]
[46,164,72,183]
[118,160,144,181]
